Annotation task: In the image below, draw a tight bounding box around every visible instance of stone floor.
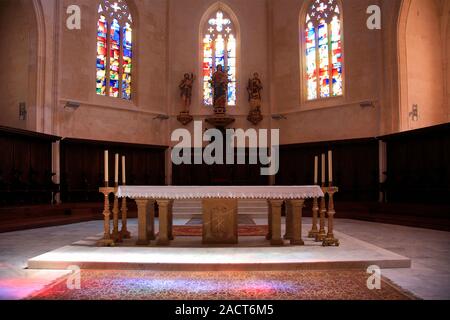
[0,217,449,300]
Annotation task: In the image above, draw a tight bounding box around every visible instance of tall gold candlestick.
[97,187,115,247]
[323,187,340,247]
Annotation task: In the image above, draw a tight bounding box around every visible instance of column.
[157,200,171,246]
[269,200,284,246]
[120,197,131,239]
[284,201,293,240]
[290,199,305,246]
[266,200,272,240]
[168,200,174,241]
[135,199,151,246]
[147,199,156,240]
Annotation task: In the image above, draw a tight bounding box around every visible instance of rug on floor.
[163,225,268,237]
[187,216,256,226]
[28,269,417,300]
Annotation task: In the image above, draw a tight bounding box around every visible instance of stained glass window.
[96,0,133,100]
[304,0,343,100]
[202,10,237,106]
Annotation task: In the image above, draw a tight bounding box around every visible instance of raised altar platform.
[27,222,411,271]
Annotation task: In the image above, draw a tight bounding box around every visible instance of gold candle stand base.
[322,186,340,247]
[97,187,116,247]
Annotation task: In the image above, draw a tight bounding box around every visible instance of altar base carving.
[202,199,238,245]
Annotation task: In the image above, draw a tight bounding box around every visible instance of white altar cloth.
[117,186,324,200]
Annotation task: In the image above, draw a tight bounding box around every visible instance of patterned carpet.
[169,225,268,237]
[187,216,256,225]
[28,269,416,300]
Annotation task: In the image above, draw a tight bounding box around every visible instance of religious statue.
[210,65,229,112]
[179,73,195,113]
[247,72,263,110]
[205,65,235,128]
[177,73,195,126]
[247,73,264,125]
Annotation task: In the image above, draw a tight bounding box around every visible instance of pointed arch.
[96,0,134,100]
[199,2,240,107]
[300,0,344,102]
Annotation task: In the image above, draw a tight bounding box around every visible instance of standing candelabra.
[322,186,340,247]
[98,152,130,247]
[97,186,115,247]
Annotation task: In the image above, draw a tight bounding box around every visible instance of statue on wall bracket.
[205,65,235,128]
[247,73,264,126]
[177,73,195,126]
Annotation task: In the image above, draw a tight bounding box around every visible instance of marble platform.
[27,225,411,271]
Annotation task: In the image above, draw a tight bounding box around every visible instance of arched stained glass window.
[202,10,237,106]
[304,0,343,100]
[96,0,133,100]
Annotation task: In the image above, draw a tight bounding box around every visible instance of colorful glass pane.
[330,16,342,96]
[305,20,317,100]
[227,35,237,106]
[318,20,329,98]
[122,22,132,100]
[109,19,120,98]
[203,35,214,105]
[96,15,108,96]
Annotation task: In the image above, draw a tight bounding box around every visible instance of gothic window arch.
[303,0,343,100]
[96,0,133,100]
[201,9,238,106]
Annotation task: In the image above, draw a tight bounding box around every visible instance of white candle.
[122,156,126,185]
[321,153,326,184]
[104,150,109,183]
[114,154,119,184]
[328,150,333,184]
[314,156,319,185]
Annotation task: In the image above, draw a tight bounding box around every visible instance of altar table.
[117,186,324,246]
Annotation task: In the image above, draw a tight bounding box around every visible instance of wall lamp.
[153,114,170,120]
[271,114,287,120]
[360,101,375,108]
[64,101,81,110]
